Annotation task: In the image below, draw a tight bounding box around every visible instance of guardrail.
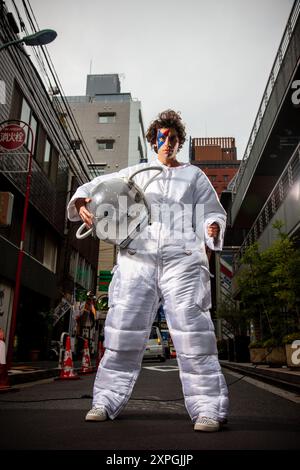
[233,142,300,271]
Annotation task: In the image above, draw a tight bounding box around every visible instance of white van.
[143,326,166,362]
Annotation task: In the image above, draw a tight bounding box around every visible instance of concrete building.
[66,74,147,178]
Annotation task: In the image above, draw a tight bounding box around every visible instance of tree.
[236,221,300,342]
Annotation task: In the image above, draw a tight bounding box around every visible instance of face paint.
[156,128,179,160]
[157,129,170,151]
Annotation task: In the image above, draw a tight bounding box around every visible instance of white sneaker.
[85,406,107,422]
[194,416,220,432]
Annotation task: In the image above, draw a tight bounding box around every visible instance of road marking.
[226,370,300,403]
[142,365,179,372]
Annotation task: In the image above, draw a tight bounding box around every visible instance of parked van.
[144,326,166,362]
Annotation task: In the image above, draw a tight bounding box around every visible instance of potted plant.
[248,340,267,364]
[263,338,286,366]
[282,332,300,368]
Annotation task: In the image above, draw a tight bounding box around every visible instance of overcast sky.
[11,0,294,161]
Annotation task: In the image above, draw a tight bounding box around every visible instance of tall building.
[66,74,147,178]
[190,137,240,197]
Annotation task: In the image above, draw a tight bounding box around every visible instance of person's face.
[156,127,179,160]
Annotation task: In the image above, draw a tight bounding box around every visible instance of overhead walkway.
[230,1,300,228]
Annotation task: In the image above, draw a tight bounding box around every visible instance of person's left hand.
[207,222,220,239]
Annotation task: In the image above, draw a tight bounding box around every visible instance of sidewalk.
[6,359,97,386]
[5,358,300,393]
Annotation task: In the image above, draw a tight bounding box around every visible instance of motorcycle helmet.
[76,166,162,248]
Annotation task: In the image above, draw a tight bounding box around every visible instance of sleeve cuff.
[204,218,225,251]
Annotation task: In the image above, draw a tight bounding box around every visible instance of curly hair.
[146,109,186,153]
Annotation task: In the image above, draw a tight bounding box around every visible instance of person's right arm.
[66,166,135,225]
[67,177,103,224]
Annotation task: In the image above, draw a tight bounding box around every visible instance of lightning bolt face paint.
[156,127,179,161]
[157,128,170,151]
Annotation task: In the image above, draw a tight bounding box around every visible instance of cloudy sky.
[11,0,294,161]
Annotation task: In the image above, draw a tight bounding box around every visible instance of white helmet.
[76,166,162,248]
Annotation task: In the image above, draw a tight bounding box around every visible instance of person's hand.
[75,198,93,228]
[207,222,220,239]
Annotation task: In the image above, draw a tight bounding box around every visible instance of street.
[0,359,299,453]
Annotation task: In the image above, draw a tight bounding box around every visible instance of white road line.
[143,365,179,372]
[226,370,300,403]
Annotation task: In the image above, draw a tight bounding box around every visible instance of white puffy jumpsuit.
[67,159,229,423]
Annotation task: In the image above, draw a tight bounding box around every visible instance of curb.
[221,361,300,394]
[8,366,97,386]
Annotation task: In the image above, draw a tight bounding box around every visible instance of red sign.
[0,124,26,151]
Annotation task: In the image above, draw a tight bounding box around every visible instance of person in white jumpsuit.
[67,110,229,432]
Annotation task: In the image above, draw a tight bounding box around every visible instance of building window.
[24,219,44,263]
[223,175,229,181]
[42,138,58,183]
[97,139,114,150]
[210,175,216,181]
[43,139,51,174]
[43,233,58,273]
[20,98,38,154]
[88,163,107,178]
[98,113,116,124]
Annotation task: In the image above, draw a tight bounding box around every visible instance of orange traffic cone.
[170,345,177,359]
[57,336,80,380]
[79,339,93,374]
[96,340,105,368]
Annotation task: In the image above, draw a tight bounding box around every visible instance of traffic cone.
[170,345,177,359]
[79,339,93,374]
[96,340,105,368]
[57,335,80,380]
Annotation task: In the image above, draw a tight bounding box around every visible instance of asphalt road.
[0,359,300,456]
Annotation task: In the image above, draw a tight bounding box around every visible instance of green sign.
[98,270,112,292]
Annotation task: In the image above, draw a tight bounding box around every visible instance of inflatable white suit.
[67,159,229,424]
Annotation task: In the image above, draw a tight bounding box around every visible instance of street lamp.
[0,29,57,52]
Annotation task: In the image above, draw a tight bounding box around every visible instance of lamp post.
[0,28,57,372]
[0,29,57,52]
